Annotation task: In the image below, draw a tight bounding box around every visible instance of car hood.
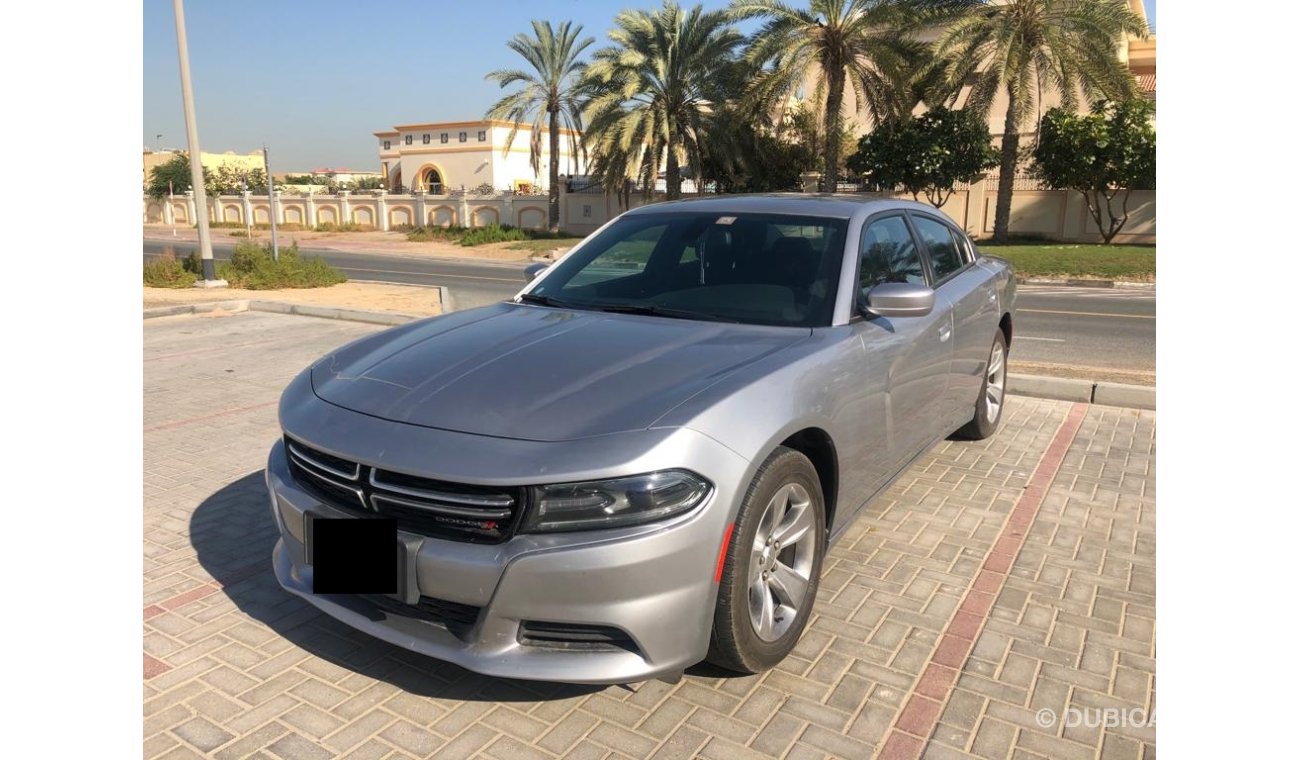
[311,303,809,441]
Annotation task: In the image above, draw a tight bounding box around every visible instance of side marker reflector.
[714,522,735,583]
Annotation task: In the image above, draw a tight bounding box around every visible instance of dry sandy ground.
[143,282,442,316]
[1009,359,1154,386]
[143,225,554,261]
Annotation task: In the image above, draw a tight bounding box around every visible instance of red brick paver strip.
[878,402,1089,759]
[144,400,279,433]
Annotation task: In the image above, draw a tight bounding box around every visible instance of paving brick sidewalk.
[144,311,1155,759]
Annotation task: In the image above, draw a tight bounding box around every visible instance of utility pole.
[172,0,224,287]
[263,145,280,261]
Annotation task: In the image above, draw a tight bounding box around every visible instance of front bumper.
[265,422,751,684]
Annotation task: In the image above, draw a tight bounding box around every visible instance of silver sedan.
[266,195,1015,684]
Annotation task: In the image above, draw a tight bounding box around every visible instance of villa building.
[375,120,586,194]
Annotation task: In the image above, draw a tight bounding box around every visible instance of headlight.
[520,470,712,533]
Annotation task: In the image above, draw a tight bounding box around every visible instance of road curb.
[143,281,455,323]
[1019,277,1155,290]
[143,300,425,326]
[1009,373,1155,410]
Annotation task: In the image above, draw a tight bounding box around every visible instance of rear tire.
[707,447,826,674]
[955,330,1008,440]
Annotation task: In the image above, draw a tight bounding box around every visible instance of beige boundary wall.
[559,177,1155,245]
[144,179,1154,245]
[143,190,552,232]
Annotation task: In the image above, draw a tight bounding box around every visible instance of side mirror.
[863,282,934,318]
[523,262,549,282]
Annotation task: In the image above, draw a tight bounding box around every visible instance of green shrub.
[405,225,469,242]
[216,241,347,289]
[459,223,529,246]
[313,221,371,232]
[144,250,198,288]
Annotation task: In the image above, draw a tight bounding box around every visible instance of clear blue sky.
[143,0,1156,172]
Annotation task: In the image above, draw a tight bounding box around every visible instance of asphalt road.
[143,240,1154,379]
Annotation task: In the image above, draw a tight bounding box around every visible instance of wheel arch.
[999,312,1013,348]
[776,427,839,535]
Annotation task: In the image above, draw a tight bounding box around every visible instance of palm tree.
[730,0,925,193]
[935,0,1147,241]
[485,20,595,231]
[583,1,745,200]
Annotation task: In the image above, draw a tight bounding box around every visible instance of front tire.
[955,330,1008,440]
[707,447,826,674]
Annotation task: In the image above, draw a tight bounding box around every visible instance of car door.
[908,213,1000,428]
[850,214,955,486]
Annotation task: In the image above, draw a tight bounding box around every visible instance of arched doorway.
[417,166,444,194]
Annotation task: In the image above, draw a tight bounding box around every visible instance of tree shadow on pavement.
[189,471,603,702]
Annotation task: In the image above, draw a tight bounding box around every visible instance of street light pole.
[264,145,280,262]
[172,0,224,287]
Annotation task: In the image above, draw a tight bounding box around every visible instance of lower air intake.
[517,621,640,654]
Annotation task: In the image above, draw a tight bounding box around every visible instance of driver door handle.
[939,324,952,342]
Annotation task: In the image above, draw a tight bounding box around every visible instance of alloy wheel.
[748,483,817,642]
[985,341,1006,424]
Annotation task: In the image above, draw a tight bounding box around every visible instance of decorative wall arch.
[413,162,446,194]
[253,205,270,224]
[352,207,374,226]
[284,205,303,224]
[223,204,243,223]
[428,205,456,227]
[317,206,338,225]
[517,206,546,230]
[471,206,498,227]
[389,207,412,228]
[145,202,162,223]
[171,202,188,224]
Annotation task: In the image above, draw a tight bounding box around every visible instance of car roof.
[620,193,931,222]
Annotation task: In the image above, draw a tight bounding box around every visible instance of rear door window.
[911,215,967,282]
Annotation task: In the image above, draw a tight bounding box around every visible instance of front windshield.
[526,211,848,327]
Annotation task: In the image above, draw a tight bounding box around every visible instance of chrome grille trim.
[370,493,512,520]
[369,470,515,508]
[283,436,524,543]
[287,441,360,481]
[286,454,367,510]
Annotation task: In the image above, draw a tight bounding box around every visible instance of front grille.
[285,436,524,543]
[359,594,482,639]
[518,621,640,654]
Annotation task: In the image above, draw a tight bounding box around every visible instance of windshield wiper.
[588,302,741,323]
[517,292,585,309]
